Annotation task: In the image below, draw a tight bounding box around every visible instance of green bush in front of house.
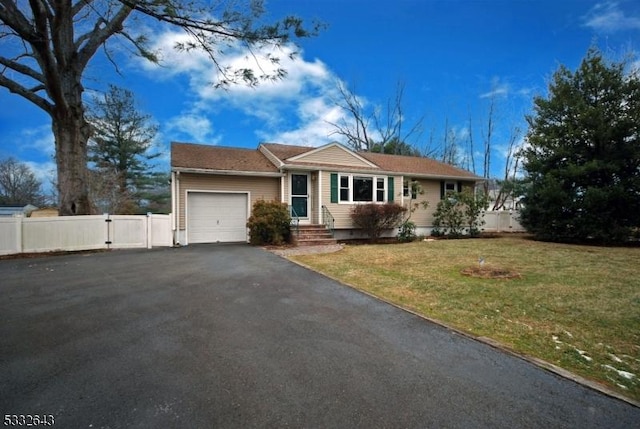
[350,203,407,242]
[247,200,291,245]
[432,190,489,238]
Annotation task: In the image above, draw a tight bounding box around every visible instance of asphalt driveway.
[1,244,638,428]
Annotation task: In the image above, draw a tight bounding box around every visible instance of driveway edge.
[285,255,640,410]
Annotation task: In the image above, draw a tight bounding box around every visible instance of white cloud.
[479,76,511,99]
[260,98,347,145]
[165,113,220,144]
[135,27,355,147]
[25,160,56,184]
[583,2,640,33]
[139,30,331,104]
[21,124,55,154]
[479,85,509,99]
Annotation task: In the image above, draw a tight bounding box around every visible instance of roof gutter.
[400,173,485,181]
[172,167,285,178]
[281,163,481,181]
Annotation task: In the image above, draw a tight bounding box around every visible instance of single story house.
[171,141,482,244]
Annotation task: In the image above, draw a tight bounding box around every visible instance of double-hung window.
[339,176,350,202]
[338,174,387,203]
[376,178,386,202]
[404,178,418,199]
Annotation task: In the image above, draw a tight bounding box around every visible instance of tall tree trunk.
[52,88,93,215]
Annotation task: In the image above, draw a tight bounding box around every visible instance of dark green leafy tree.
[0,0,317,215]
[371,137,422,156]
[87,85,159,214]
[0,157,44,205]
[520,48,640,243]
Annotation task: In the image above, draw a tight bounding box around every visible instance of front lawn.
[290,236,640,403]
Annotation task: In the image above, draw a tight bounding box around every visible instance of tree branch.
[0,0,38,42]
[0,73,52,113]
[77,3,133,69]
[0,55,46,83]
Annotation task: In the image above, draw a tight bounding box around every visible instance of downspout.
[317,170,323,224]
[175,171,181,245]
[171,171,176,234]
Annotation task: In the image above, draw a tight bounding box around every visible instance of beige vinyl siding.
[177,173,280,230]
[297,145,376,168]
[403,179,440,227]
[402,179,479,228]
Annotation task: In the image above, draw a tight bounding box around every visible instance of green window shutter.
[387,177,394,202]
[330,173,338,203]
[457,181,463,192]
[440,181,445,199]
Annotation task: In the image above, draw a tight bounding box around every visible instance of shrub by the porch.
[350,203,407,242]
[247,200,291,245]
[432,190,488,237]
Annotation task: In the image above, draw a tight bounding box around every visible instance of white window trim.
[444,181,457,194]
[338,173,387,204]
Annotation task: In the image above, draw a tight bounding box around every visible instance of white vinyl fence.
[0,214,172,256]
[481,210,526,233]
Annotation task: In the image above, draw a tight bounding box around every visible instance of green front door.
[291,174,309,218]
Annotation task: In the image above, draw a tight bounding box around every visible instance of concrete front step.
[297,232,333,239]
[295,238,338,246]
[293,225,336,246]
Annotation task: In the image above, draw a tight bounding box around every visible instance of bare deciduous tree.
[492,126,522,210]
[482,95,496,195]
[328,80,373,151]
[328,80,427,155]
[0,158,44,205]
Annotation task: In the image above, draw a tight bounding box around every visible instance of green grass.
[290,236,640,402]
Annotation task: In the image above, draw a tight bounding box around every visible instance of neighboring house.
[484,179,523,211]
[171,141,481,244]
[30,207,60,217]
[0,204,38,217]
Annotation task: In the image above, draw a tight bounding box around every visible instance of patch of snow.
[602,364,636,380]
[563,330,573,338]
[575,349,592,362]
[608,353,623,363]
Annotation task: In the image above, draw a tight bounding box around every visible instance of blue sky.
[1,0,640,189]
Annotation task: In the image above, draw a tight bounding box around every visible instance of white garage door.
[187,192,248,243]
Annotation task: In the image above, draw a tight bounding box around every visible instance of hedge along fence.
[0,214,172,256]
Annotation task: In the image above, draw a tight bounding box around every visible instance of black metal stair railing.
[321,205,335,236]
